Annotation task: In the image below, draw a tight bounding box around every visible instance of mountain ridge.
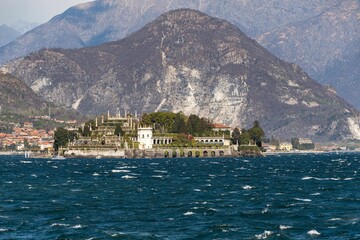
[0,0,358,110]
[4,9,360,141]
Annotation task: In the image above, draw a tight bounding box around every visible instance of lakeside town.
[1,110,360,158]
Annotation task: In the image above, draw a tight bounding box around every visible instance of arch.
[219,151,224,156]
[180,151,185,157]
[164,151,169,158]
[172,150,177,158]
[195,151,200,158]
[188,151,192,157]
[211,151,216,157]
[203,151,208,157]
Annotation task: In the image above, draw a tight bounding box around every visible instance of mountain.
[4,9,360,141]
[0,71,47,114]
[257,0,360,109]
[0,0,358,109]
[0,24,20,47]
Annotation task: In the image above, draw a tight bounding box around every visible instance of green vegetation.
[54,127,77,152]
[291,138,315,150]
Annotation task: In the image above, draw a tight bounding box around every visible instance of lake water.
[0,153,359,239]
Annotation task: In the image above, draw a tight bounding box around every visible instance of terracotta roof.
[212,123,231,129]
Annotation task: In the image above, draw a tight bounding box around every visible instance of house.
[279,142,292,151]
[212,123,233,134]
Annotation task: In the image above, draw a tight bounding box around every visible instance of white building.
[137,127,153,149]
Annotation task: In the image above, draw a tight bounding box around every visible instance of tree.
[172,112,187,133]
[248,121,265,147]
[24,138,31,150]
[239,129,251,145]
[114,124,123,137]
[231,127,241,145]
[187,114,201,135]
[140,113,152,126]
[54,127,76,152]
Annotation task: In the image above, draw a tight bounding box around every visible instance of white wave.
[112,169,130,173]
[184,211,195,216]
[0,215,9,219]
[193,189,201,192]
[329,218,342,221]
[279,225,293,230]
[21,161,32,164]
[308,229,321,236]
[262,207,269,214]
[71,224,84,229]
[51,223,70,227]
[310,193,321,196]
[52,166,58,168]
[302,176,342,181]
[302,176,313,180]
[243,185,253,190]
[31,174,37,177]
[294,198,312,202]
[122,175,136,179]
[118,166,137,169]
[154,170,167,173]
[5,181,13,184]
[151,175,164,178]
[93,173,99,176]
[344,178,354,181]
[255,230,273,239]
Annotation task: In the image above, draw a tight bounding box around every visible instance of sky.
[0,0,93,26]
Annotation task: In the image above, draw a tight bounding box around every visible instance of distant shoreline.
[265,150,360,155]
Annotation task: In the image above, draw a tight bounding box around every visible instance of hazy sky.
[0,0,93,26]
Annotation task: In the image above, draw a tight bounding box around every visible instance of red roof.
[212,123,231,129]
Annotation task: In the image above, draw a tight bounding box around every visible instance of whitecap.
[184,212,195,216]
[93,173,99,176]
[310,193,321,196]
[193,189,201,192]
[21,161,32,164]
[122,175,136,179]
[344,178,354,181]
[154,170,167,173]
[112,170,130,173]
[243,185,253,190]
[279,225,293,230]
[31,174,37,177]
[0,228,9,232]
[71,224,84,229]
[255,230,273,239]
[294,198,312,202]
[261,207,269,214]
[302,176,313,180]
[329,218,342,221]
[51,223,70,227]
[151,175,164,178]
[308,229,321,235]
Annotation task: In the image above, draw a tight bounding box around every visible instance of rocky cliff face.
[257,0,360,108]
[0,71,47,114]
[0,0,358,109]
[5,9,360,141]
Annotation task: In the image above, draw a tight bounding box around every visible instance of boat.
[51,155,66,160]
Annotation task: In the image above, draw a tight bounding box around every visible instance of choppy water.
[0,153,359,239]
